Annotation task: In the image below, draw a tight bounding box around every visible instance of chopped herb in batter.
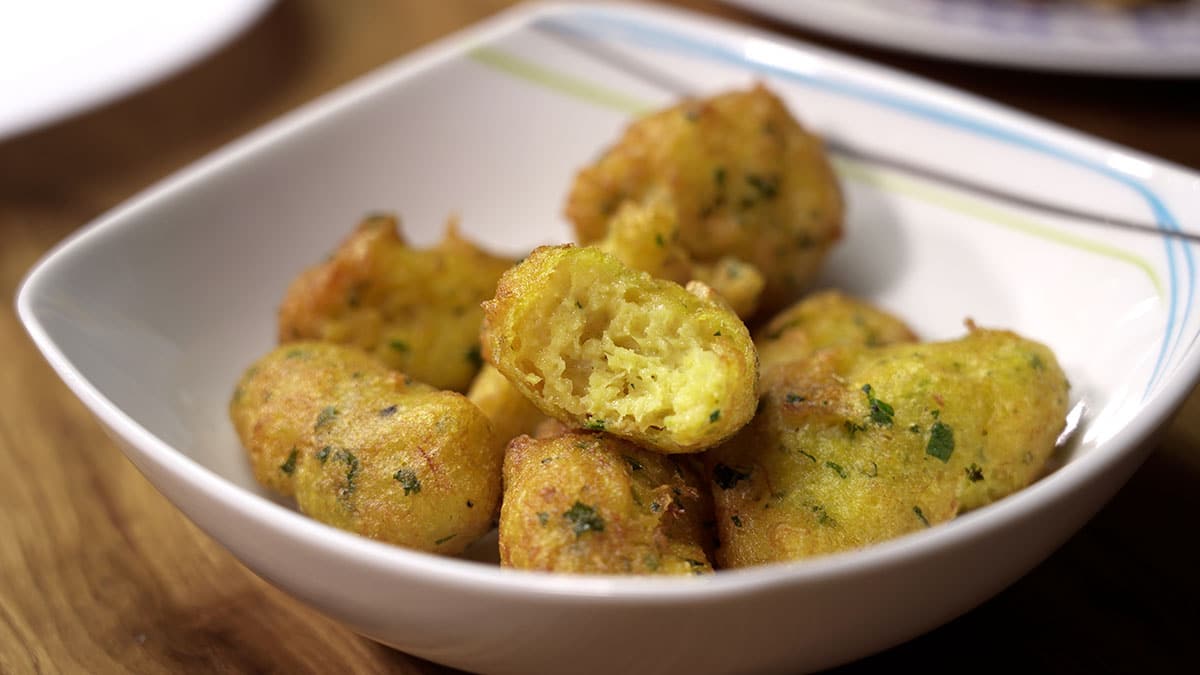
[913,505,930,527]
[622,455,644,472]
[316,446,331,463]
[563,501,605,536]
[862,384,894,426]
[825,461,847,479]
[388,339,409,353]
[966,463,984,482]
[314,406,338,430]
[434,534,457,546]
[926,421,955,462]
[279,448,298,475]
[709,409,721,423]
[393,468,421,495]
[378,405,398,417]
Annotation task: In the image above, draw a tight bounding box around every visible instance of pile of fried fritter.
[230,85,1069,573]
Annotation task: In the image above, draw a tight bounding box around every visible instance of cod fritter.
[706,327,1069,567]
[229,342,502,555]
[598,199,765,319]
[278,213,513,392]
[499,431,714,574]
[481,245,758,454]
[756,290,918,375]
[566,84,843,314]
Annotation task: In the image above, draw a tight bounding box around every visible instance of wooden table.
[2,2,1197,672]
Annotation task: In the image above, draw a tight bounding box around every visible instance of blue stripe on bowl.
[550,10,1194,399]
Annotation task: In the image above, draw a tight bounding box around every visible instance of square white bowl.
[17,3,1200,674]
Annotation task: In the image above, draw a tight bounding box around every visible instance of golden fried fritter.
[229,342,501,555]
[597,199,765,318]
[567,84,843,314]
[706,327,1069,567]
[278,213,513,392]
[466,364,546,449]
[482,245,758,454]
[755,290,917,376]
[499,431,714,574]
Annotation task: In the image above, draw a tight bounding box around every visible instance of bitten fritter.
[481,245,758,454]
[706,327,1069,567]
[467,364,547,449]
[566,84,843,314]
[229,342,502,555]
[597,199,765,319]
[755,290,918,376]
[277,213,513,392]
[499,431,714,575]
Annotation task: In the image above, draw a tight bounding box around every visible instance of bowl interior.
[20,2,1200,566]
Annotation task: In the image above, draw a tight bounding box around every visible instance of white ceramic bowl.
[17,4,1200,674]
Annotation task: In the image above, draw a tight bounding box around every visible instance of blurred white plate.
[0,0,274,141]
[723,0,1200,75]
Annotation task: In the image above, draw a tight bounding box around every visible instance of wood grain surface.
[1,1,1197,673]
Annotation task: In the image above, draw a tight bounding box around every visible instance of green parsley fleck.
[434,534,457,546]
[844,420,868,437]
[622,455,644,472]
[332,449,360,505]
[709,409,722,423]
[315,446,331,463]
[279,448,298,475]
[913,505,930,527]
[909,424,921,433]
[713,330,721,336]
[285,348,306,359]
[393,468,421,495]
[314,406,338,430]
[966,463,984,482]
[1029,353,1045,371]
[798,449,817,463]
[786,393,806,404]
[812,504,836,527]
[745,173,779,200]
[713,166,726,186]
[654,233,665,247]
[825,461,847,479]
[731,514,743,528]
[585,419,606,432]
[862,384,895,426]
[712,463,751,490]
[575,300,583,309]
[388,339,409,353]
[379,405,398,417]
[563,501,605,537]
[536,511,549,526]
[926,421,955,462]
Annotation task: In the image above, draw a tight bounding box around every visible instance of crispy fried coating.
[597,199,765,318]
[499,431,714,574]
[467,364,547,448]
[481,245,758,454]
[277,213,513,392]
[706,328,1069,567]
[229,342,501,555]
[756,290,918,375]
[566,84,843,314]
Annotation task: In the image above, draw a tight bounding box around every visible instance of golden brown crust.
[229,342,502,555]
[482,245,758,454]
[499,431,714,574]
[277,213,513,392]
[566,84,843,315]
[755,290,918,378]
[706,328,1069,567]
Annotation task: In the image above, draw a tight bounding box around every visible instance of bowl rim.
[15,0,1200,603]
